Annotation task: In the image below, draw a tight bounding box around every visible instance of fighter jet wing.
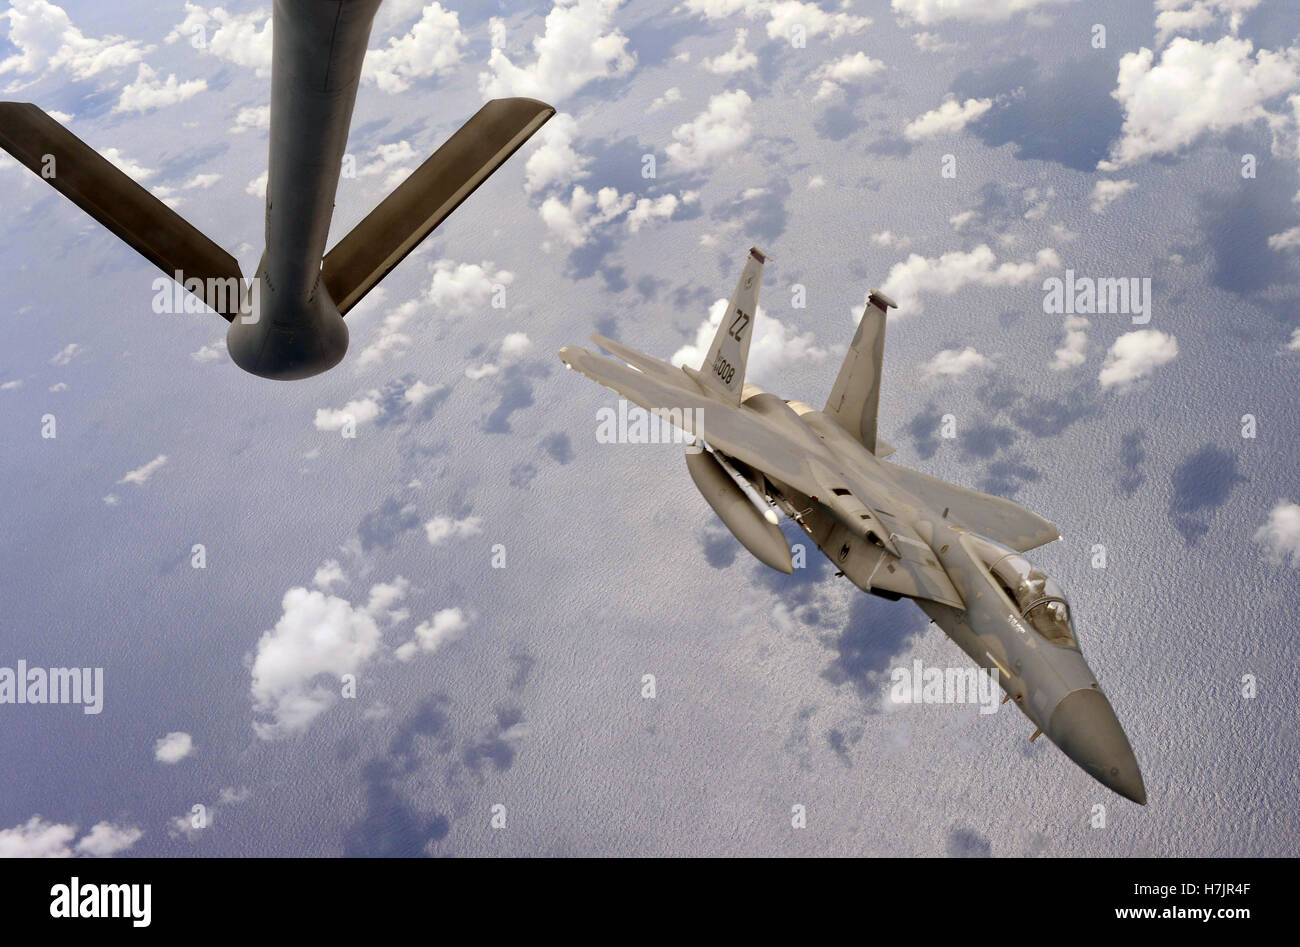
[589,334,687,386]
[881,461,1060,552]
[559,345,823,496]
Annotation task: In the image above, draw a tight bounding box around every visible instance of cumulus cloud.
[357,140,418,190]
[524,113,590,195]
[230,105,269,134]
[703,28,756,75]
[923,346,990,378]
[466,332,534,379]
[1155,0,1261,46]
[248,585,392,738]
[811,51,885,100]
[1287,327,1300,351]
[1267,226,1300,251]
[903,96,993,140]
[363,2,466,93]
[681,1,869,40]
[479,0,635,103]
[891,0,1076,25]
[245,170,267,199]
[0,0,151,83]
[539,185,635,247]
[153,731,195,764]
[312,560,346,591]
[190,339,225,362]
[313,377,439,430]
[1098,329,1179,389]
[0,816,141,857]
[879,244,1061,315]
[314,395,383,431]
[1091,179,1138,213]
[394,607,470,662]
[672,300,828,386]
[49,343,83,365]
[627,192,694,232]
[1050,315,1090,370]
[118,454,168,486]
[1252,499,1300,567]
[357,298,419,369]
[1100,37,1300,170]
[115,62,205,113]
[666,89,753,170]
[166,2,273,75]
[427,259,514,314]
[648,86,682,113]
[424,515,483,546]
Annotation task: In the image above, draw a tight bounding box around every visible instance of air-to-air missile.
[559,246,1147,805]
[0,0,553,380]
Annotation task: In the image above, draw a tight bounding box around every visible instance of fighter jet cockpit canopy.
[983,548,1078,648]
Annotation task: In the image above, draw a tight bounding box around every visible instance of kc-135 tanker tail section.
[0,0,554,381]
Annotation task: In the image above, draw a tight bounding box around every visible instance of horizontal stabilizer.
[884,462,1060,553]
[590,333,687,386]
[322,97,554,315]
[873,437,896,458]
[0,102,244,318]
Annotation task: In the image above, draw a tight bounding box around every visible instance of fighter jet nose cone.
[1047,688,1146,805]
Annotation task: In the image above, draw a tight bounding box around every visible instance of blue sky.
[0,0,1297,856]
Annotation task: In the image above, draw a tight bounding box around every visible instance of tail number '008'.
[713,353,736,385]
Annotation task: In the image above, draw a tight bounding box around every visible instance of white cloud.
[1252,499,1300,567]
[357,298,419,369]
[1100,37,1300,170]
[467,332,534,378]
[245,170,267,199]
[395,608,470,662]
[184,172,221,189]
[0,0,151,82]
[672,300,828,386]
[425,515,483,546]
[230,105,269,134]
[118,454,168,486]
[1287,327,1300,351]
[115,62,205,113]
[1155,1,1262,46]
[97,148,153,182]
[703,28,756,75]
[807,174,826,189]
[50,342,83,365]
[357,140,418,190]
[248,586,386,739]
[903,96,993,140]
[763,1,870,40]
[153,731,195,764]
[312,560,347,591]
[0,816,140,857]
[427,260,514,314]
[190,339,225,362]
[879,244,1060,315]
[1,379,22,390]
[648,86,682,113]
[666,89,753,170]
[539,185,635,247]
[363,2,466,93]
[74,822,143,857]
[912,31,959,53]
[891,0,1076,25]
[1091,179,1137,213]
[478,0,635,103]
[49,382,67,392]
[1267,226,1300,251]
[812,51,885,100]
[524,113,590,195]
[314,395,382,431]
[627,193,684,232]
[1098,329,1179,389]
[949,210,975,231]
[1050,315,1090,370]
[166,3,273,75]
[870,231,909,248]
[923,346,990,378]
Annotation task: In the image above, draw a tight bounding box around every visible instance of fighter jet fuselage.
[559,247,1147,805]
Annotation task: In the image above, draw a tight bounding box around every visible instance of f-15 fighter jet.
[558,246,1146,805]
[0,0,553,379]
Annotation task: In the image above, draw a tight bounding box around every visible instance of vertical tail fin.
[824,289,896,451]
[689,246,767,402]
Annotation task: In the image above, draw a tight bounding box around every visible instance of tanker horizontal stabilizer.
[322,97,555,315]
[0,103,245,319]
